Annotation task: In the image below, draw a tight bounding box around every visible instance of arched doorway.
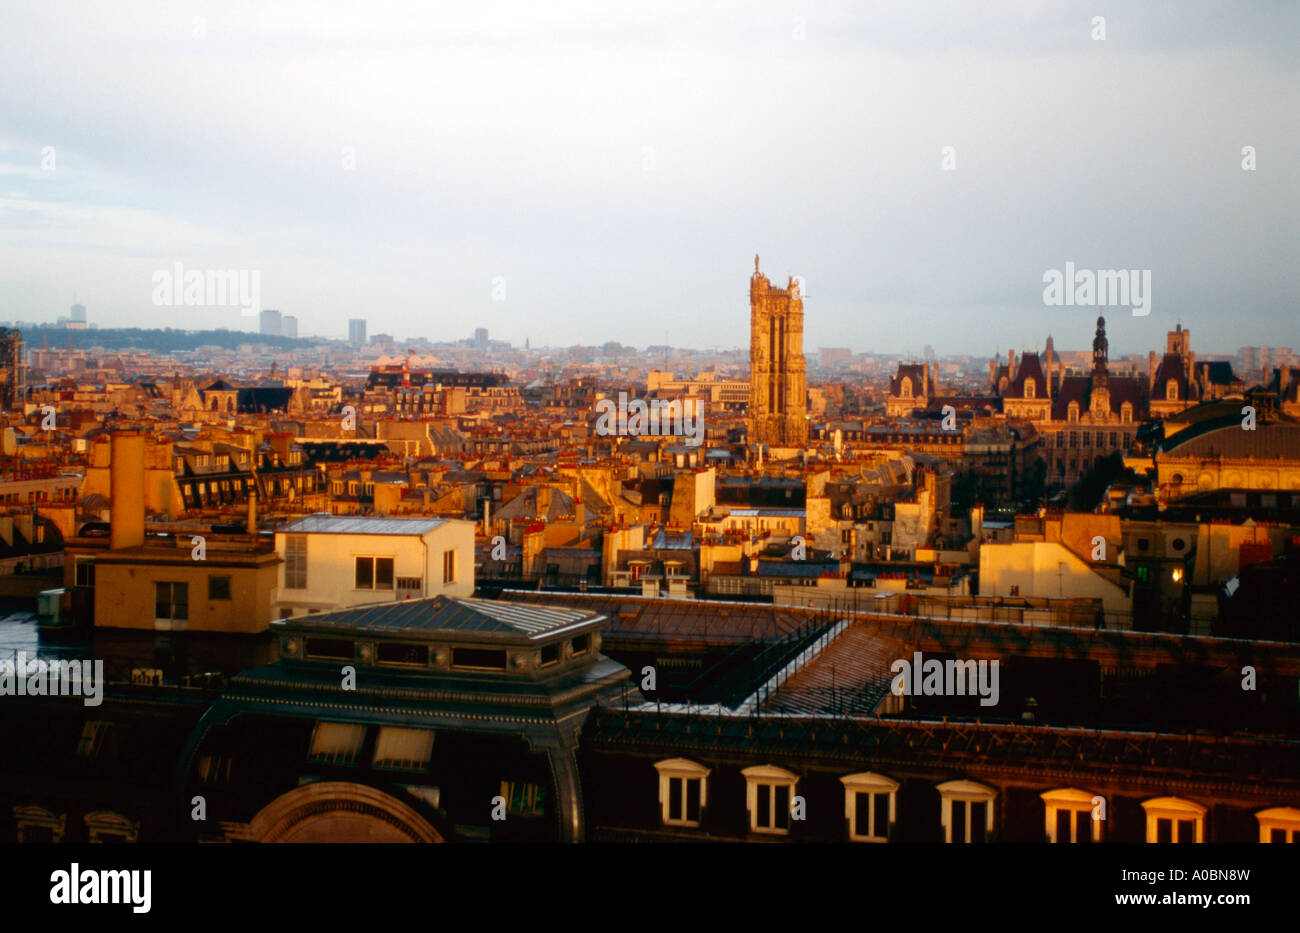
[240,782,444,843]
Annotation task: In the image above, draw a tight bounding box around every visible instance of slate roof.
[1006,352,1047,399]
[278,594,601,639]
[1161,419,1300,460]
[280,514,449,535]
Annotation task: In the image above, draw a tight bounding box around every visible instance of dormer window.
[900,377,912,398]
[1167,382,1178,401]
[1025,380,1035,399]
[1142,796,1206,843]
[656,758,710,827]
[938,780,996,843]
[841,772,898,842]
[743,765,799,835]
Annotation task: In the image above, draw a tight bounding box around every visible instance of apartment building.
[274,514,474,616]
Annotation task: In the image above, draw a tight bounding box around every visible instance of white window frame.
[841,772,898,842]
[1255,806,1300,843]
[1141,796,1206,843]
[1041,787,1102,843]
[654,758,710,828]
[937,779,996,843]
[742,764,798,836]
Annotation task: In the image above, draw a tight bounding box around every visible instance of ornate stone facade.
[748,256,808,448]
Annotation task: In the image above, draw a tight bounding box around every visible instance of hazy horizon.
[2,1,1296,357]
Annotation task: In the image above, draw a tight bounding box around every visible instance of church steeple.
[1092,316,1109,379]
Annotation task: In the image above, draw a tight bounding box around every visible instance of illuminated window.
[1142,797,1205,843]
[841,772,898,842]
[1041,788,1101,843]
[500,781,546,817]
[743,765,798,835]
[655,758,709,827]
[372,727,435,771]
[1255,807,1300,843]
[442,550,456,584]
[307,721,366,766]
[938,780,996,843]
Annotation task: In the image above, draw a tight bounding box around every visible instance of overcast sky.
[0,1,1296,357]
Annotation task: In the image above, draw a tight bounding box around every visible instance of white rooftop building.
[274,514,475,617]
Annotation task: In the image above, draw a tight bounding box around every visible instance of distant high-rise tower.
[473,327,489,349]
[260,308,282,336]
[70,303,86,323]
[349,319,367,348]
[0,328,24,411]
[748,255,807,447]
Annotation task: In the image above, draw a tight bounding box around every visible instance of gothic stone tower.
[749,256,808,447]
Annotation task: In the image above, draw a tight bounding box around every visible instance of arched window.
[1141,796,1206,843]
[1025,380,1036,399]
[1121,403,1132,424]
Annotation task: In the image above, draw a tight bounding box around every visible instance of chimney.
[1008,349,1016,382]
[1148,351,1157,390]
[988,358,996,388]
[247,488,257,534]
[110,430,146,550]
[1045,348,1054,399]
